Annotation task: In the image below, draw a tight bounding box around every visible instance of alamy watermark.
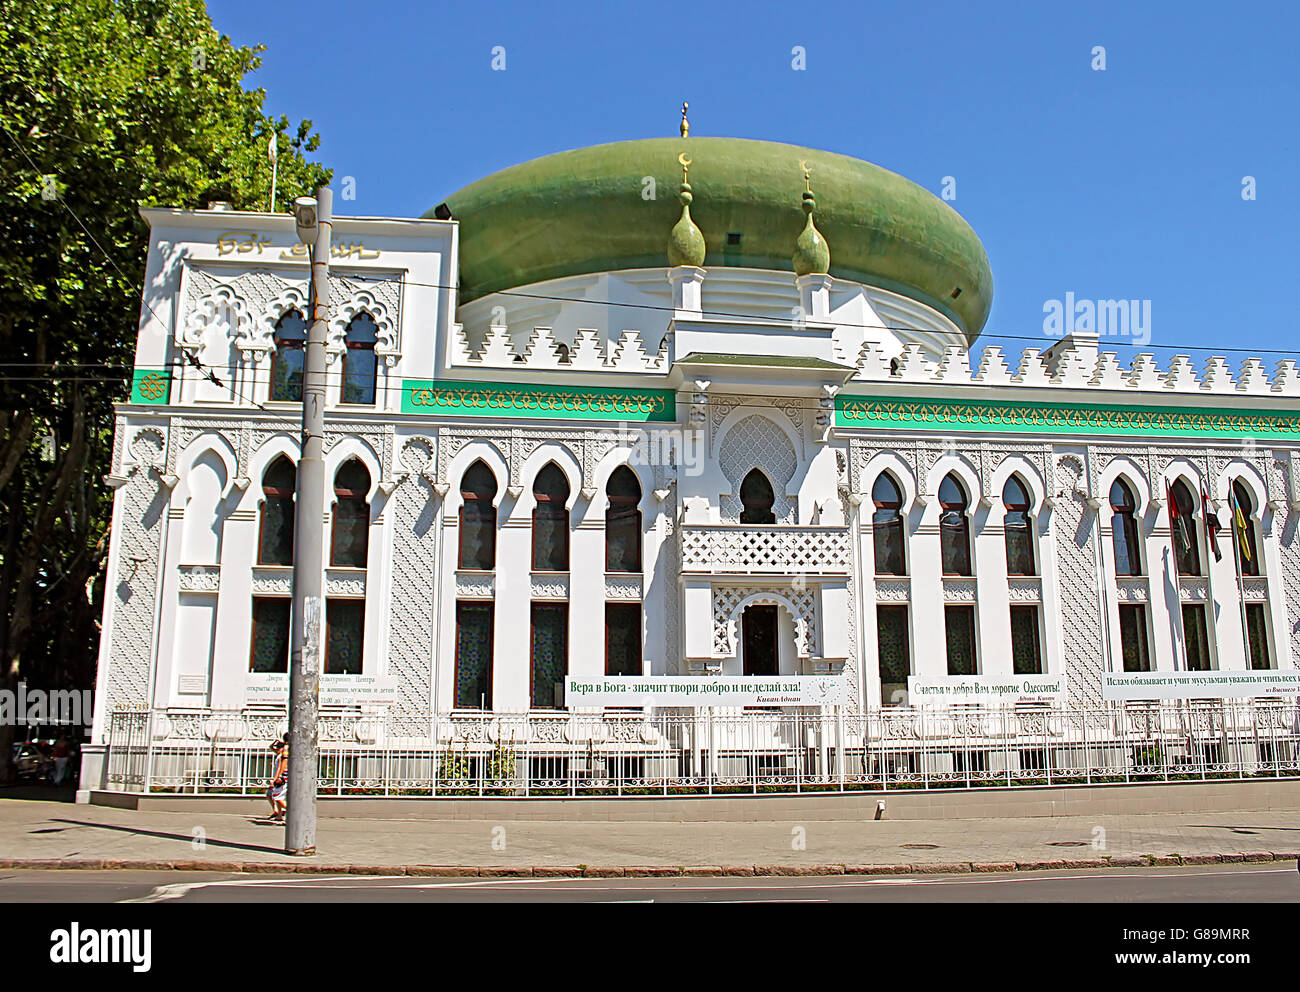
[0,681,94,732]
[50,924,151,973]
[592,423,707,477]
[1043,292,1151,345]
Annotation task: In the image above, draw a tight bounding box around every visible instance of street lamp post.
[285,187,332,856]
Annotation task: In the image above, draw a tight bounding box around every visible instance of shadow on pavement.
[1186,823,1300,832]
[50,818,284,856]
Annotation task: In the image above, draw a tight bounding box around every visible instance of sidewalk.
[0,797,1297,876]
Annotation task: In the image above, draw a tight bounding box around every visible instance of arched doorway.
[740,469,776,525]
[741,604,779,676]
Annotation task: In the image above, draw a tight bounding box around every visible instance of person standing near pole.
[285,187,332,856]
[267,738,288,822]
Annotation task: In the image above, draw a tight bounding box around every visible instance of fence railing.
[102,699,1300,797]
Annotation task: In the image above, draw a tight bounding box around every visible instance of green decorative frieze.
[403,380,677,422]
[836,395,1300,440]
[130,367,171,405]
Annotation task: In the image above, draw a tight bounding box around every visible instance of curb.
[0,853,1294,877]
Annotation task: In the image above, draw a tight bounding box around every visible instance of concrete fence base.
[88,776,1300,821]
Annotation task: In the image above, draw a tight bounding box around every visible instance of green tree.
[0,0,330,779]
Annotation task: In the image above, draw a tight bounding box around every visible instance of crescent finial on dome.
[668,149,706,267]
[792,161,830,276]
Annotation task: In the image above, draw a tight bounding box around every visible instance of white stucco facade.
[83,202,1300,792]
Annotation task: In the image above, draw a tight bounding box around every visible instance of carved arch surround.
[860,451,919,509]
[256,285,311,353]
[443,441,510,511]
[173,433,239,504]
[713,585,817,659]
[989,454,1049,517]
[1217,459,1268,516]
[179,283,254,350]
[329,292,398,367]
[718,414,798,523]
[1096,455,1153,515]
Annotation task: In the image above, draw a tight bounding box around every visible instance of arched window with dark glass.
[1231,480,1260,576]
[270,308,307,402]
[458,460,497,570]
[532,463,570,571]
[341,312,379,405]
[1003,475,1035,576]
[1170,479,1202,576]
[330,459,370,568]
[740,468,776,525]
[872,473,906,575]
[1110,479,1142,576]
[258,455,296,565]
[938,473,971,576]
[605,466,641,573]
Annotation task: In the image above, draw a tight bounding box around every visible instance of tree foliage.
[0,0,330,776]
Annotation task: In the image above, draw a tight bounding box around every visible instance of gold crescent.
[799,159,809,173]
[678,152,692,167]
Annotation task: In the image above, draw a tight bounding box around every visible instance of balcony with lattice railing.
[680,524,850,576]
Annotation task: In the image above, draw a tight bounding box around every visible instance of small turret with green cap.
[792,160,830,276]
[668,103,706,267]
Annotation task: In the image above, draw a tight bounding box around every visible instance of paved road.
[1,864,1296,902]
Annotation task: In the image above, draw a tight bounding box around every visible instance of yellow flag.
[1232,492,1252,562]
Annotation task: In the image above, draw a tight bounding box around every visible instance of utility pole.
[286,186,332,856]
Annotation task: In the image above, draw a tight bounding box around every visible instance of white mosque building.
[81,127,1300,793]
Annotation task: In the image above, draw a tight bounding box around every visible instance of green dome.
[431,137,993,338]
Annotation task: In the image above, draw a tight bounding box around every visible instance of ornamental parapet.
[851,342,1300,396]
[680,524,850,576]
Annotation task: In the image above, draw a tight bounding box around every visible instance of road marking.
[114,864,1291,901]
[118,874,381,903]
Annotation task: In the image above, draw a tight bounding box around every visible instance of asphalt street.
[1,863,1296,902]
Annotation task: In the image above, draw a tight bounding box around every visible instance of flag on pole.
[1201,482,1222,562]
[268,132,278,165]
[1167,481,1190,558]
[1230,487,1253,564]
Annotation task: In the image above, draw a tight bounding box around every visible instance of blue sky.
[209,0,1298,366]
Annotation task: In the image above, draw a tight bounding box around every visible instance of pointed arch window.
[341,312,379,405]
[1231,480,1261,577]
[330,459,370,568]
[740,468,776,525]
[605,466,642,573]
[532,463,570,571]
[270,308,307,402]
[1170,479,1203,576]
[1110,479,1143,576]
[258,455,296,565]
[871,473,906,575]
[458,460,497,570]
[938,473,971,576]
[1003,475,1035,576]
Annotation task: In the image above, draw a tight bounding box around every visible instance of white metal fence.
[102,700,1300,797]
